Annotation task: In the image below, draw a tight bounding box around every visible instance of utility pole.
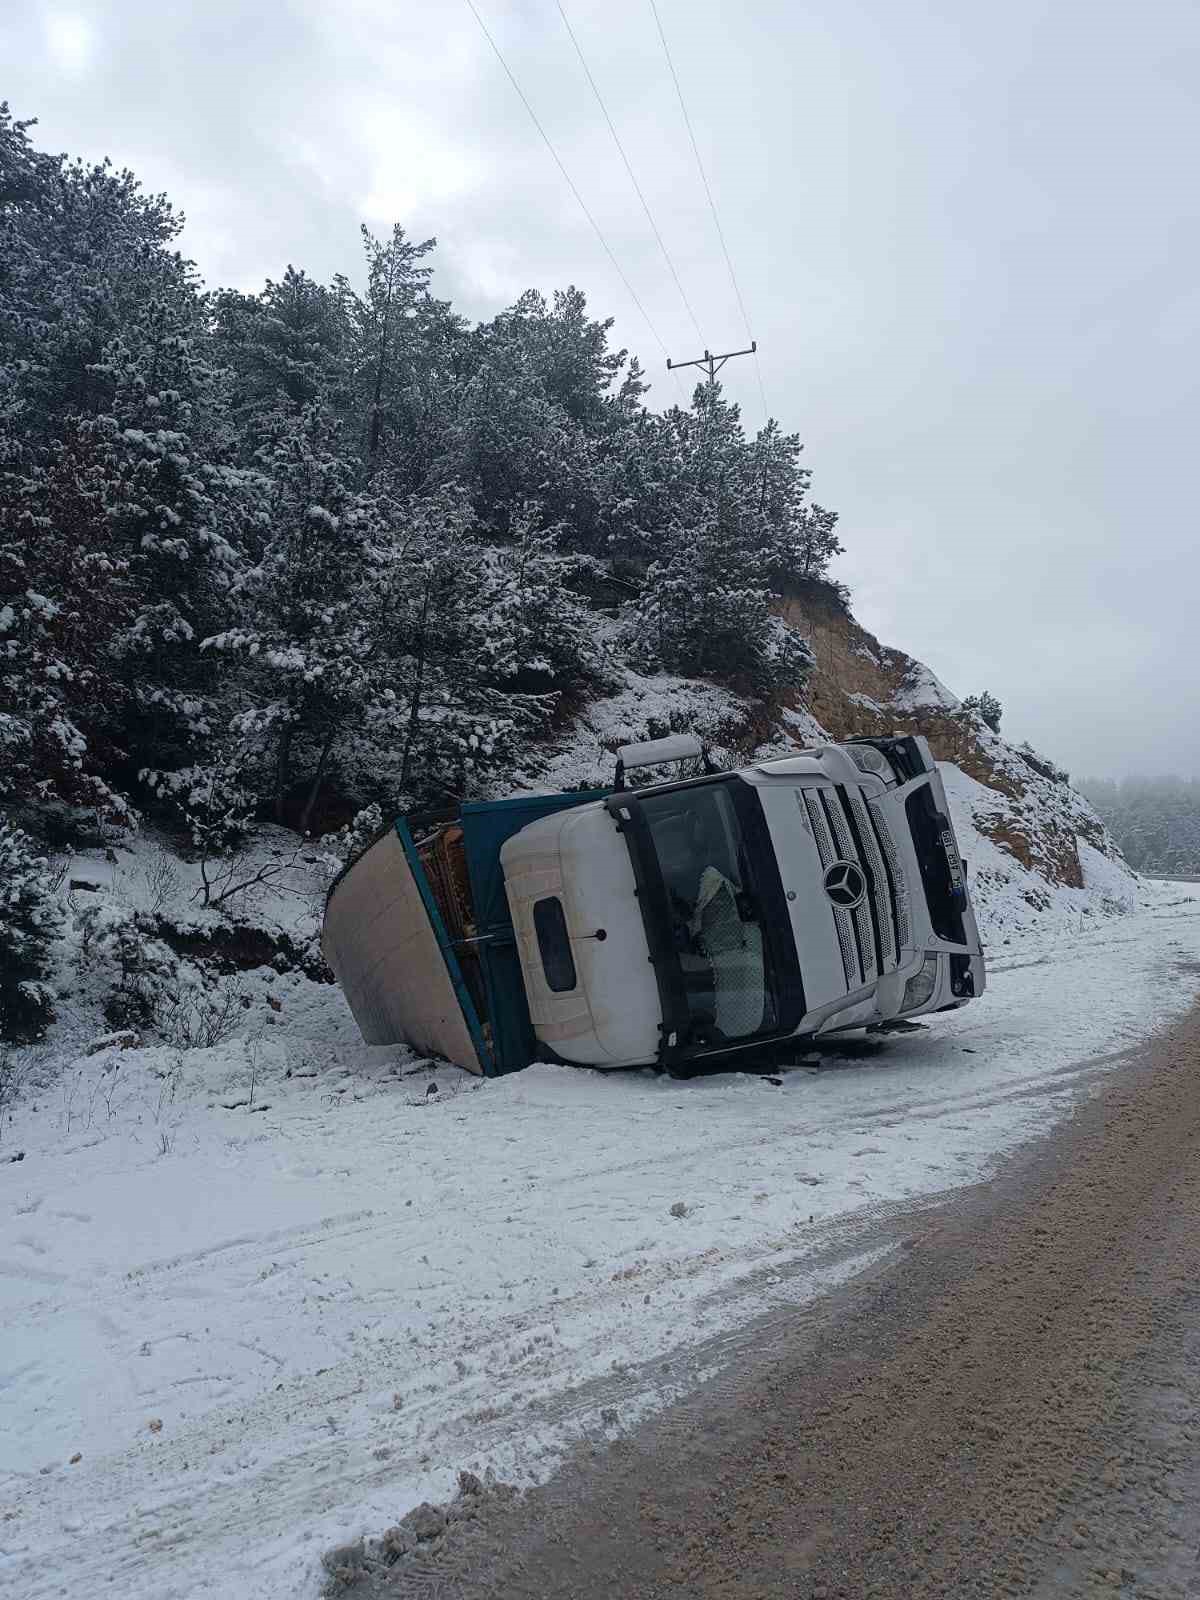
[666,341,756,385]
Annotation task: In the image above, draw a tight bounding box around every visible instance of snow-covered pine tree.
[211,267,356,452]
[960,691,1003,734]
[441,287,633,547]
[350,223,437,472]
[750,418,844,587]
[0,820,65,1041]
[0,418,138,823]
[0,104,227,823]
[628,387,815,693]
[200,402,394,830]
[631,493,813,693]
[471,504,603,695]
[511,286,627,429]
[447,312,565,536]
[88,292,265,783]
[0,105,269,827]
[0,105,191,445]
[347,488,549,806]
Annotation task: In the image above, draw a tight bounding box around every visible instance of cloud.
[42,11,95,77]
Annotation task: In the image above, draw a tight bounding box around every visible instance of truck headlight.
[902,954,939,1011]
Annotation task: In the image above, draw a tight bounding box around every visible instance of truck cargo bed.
[322,792,609,1075]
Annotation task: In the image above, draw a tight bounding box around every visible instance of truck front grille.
[803,789,861,989]
[866,800,911,952]
[824,791,878,985]
[843,790,900,973]
[803,785,904,990]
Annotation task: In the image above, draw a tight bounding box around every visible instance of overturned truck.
[322,734,985,1077]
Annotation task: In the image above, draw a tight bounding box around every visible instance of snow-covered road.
[3,887,1200,1599]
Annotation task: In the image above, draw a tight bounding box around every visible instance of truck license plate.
[941,828,965,891]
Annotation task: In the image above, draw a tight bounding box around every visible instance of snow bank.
[503,666,750,795]
[3,874,1200,1598]
[889,657,959,714]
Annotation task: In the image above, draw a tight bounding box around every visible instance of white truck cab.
[500,734,984,1073]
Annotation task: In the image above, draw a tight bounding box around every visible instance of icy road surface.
[2,889,1200,1599]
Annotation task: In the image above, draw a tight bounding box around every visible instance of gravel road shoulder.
[334,1002,1200,1599]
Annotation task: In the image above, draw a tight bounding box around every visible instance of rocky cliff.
[779,587,1146,940]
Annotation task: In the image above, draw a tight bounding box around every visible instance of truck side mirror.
[614,733,708,790]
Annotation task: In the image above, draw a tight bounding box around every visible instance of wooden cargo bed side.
[321,825,487,1073]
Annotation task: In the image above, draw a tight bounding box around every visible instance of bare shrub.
[156,985,245,1050]
[245,1031,264,1108]
[182,839,308,915]
[139,850,182,916]
[97,1056,129,1123]
[1099,893,1134,918]
[151,1054,185,1124]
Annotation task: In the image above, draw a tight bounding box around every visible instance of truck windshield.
[610,779,802,1056]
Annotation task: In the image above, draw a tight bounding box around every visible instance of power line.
[463,0,674,371]
[556,0,705,350]
[647,0,771,423]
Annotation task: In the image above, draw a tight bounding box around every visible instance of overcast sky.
[7,0,1198,779]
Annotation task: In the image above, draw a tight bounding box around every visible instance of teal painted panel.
[459,790,609,1075]
[460,791,609,934]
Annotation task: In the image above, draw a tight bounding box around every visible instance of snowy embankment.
[940,762,1158,942]
[2,864,1200,1599]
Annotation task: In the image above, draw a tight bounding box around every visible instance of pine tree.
[0,104,195,442]
[0,105,246,823]
[211,267,355,451]
[631,493,814,693]
[350,223,437,471]
[357,488,550,805]
[471,505,602,695]
[0,419,138,822]
[91,293,262,776]
[201,402,391,828]
[961,691,1003,734]
[442,287,634,545]
[750,419,843,585]
[0,820,65,1041]
[628,388,820,693]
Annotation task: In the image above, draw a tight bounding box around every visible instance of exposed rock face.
[778,587,1136,930]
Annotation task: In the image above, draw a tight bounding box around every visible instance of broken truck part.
[321,734,985,1076]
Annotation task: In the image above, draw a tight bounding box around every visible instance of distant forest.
[1078,777,1200,876]
[0,103,843,851]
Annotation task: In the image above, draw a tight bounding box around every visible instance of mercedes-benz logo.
[823,861,866,909]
